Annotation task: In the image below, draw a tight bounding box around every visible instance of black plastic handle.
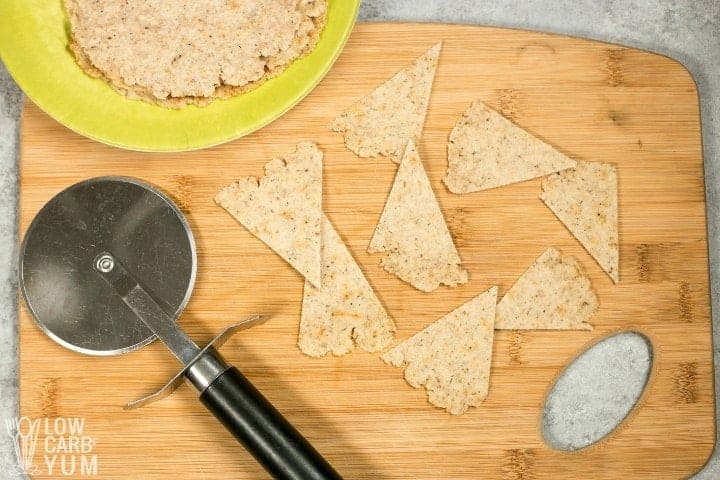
[199,367,342,480]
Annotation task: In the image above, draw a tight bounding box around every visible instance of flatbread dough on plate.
[65,0,327,107]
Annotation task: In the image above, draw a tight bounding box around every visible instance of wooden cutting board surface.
[19,23,714,479]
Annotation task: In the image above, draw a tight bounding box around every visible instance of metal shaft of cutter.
[94,252,201,366]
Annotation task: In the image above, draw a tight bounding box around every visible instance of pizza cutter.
[19,177,341,480]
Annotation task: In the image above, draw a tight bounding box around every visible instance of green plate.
[0,0,358,152]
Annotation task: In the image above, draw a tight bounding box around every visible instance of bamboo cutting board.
[19,24,714,479]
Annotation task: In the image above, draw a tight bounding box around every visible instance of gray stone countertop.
[1,0,718,477]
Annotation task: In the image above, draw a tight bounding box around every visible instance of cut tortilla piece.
[382,286,498,415]
[540,160,619,283]
[368,140,468,292]
[444,100,577,193]
[299,215,396,357]
[495,248,598,330]
[215,141,322,287]
[331,42,441,163]
[444,100,576,193]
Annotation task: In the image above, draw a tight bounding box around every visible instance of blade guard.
[125,315,267,409]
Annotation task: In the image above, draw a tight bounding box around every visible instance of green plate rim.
[0,0,359,152]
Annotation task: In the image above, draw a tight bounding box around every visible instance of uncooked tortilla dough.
[65,0,327,107]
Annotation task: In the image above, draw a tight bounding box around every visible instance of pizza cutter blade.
[20,177,341,480]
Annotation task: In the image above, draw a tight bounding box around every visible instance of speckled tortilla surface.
[215,141,323,287]
[382,286,497,415]
[368,140,467,292]
[331,43,440,162]
[299,215,395,357]
[495,248,597,330]
[444,100,576,193]
[65,0,327,107]
[541,161,619,283]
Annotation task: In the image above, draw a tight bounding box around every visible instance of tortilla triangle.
[495,248,597,330]
[369,140,467,292]
[299,215,396,357]
[444,100,576,193]
[215,142,322,287]
[331,42,441,163]
[382,286,498,415]
[540,160,619,282]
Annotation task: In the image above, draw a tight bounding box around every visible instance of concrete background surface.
[0,0,717,477]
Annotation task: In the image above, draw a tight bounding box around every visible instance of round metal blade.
[20,177,197,355]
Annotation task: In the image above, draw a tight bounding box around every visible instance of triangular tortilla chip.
[444,100,576,193]
[215,142,322,287]
[540,160,619,283]
[331,42,440,163]
[382,286,498,415]
[299,215,396,357]
[368,140,468,292]
[496,248,597,330]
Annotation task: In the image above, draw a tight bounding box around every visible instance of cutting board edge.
[16,22,716,479]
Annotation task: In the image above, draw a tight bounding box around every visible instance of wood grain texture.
[19,23,714,479]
